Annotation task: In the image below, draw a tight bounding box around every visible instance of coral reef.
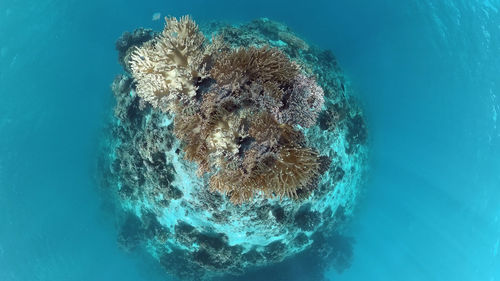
[129,16,331,204]
[99,16,368,281]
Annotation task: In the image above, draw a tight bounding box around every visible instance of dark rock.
[318,102,347,132]
[174,221,198,246]
[198,232,229,250]
[271,205,286,223]
[255,205,271,221]
[160,248,205,281]
[150,152,166,166]
[210,210,231,224]
[118,183,134,199]
[242,248,264,265]
[308,230,354,274]
[333,205,347,224]
[318,155,332,174]
[191,232,244,273]
[193,249,223,269]
[345,114,367,154]
[263,241,286,262]
[322,207,333,220]
[168,186,183,199]
[294,204,321,231]
[291,233,309,248]
[117,213,143,251]
[332,166,345,183]
[142,211,167,238]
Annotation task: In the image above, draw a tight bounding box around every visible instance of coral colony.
[100,16,368,280]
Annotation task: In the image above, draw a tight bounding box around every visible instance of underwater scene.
[0,0,499,281]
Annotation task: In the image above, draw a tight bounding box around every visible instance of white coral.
[130,16,208,113]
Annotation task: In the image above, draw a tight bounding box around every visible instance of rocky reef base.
[98,18,368,281]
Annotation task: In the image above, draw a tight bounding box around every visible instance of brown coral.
[248,112,281,145]
[210,146,321,204]
[173,113,211,173]
[129,15,329,204]
[211,46,299,96]
[248,112,306,148]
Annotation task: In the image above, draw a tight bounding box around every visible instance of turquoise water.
[0,0,499,280]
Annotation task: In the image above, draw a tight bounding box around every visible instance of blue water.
[1,0,499,280]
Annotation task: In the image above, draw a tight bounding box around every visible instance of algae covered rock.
[99,16,368,280]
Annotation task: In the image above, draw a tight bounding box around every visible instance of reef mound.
[99,16,368,280]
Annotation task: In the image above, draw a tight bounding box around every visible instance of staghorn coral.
[129,15,328,204]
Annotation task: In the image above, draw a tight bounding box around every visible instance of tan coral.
[211,46,299,96]
[129,16,207,113]
[210,145,321,204]
[205,109,252,167]
[248,112,281,146]
[173,113,211,174]
[249,112,306,148]
[206,115,240,157]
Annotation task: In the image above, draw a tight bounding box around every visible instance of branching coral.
[211,46,299,96]
[248,112,282,146]
[279,74,325,128]
[130,16,209,113]
[210,146,321,204]
[129,16,329,204]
